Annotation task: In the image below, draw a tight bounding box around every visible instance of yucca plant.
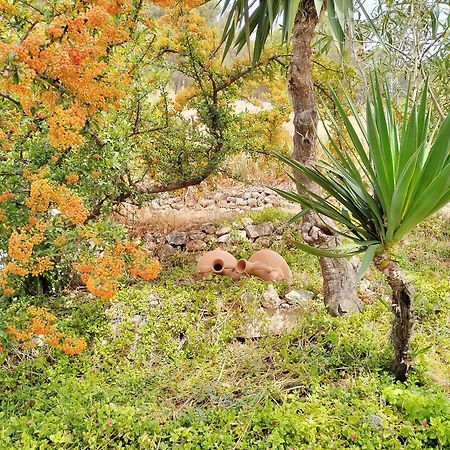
[274,79,450,381]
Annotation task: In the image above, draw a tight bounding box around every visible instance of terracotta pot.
[195,249,241,280]
[236,249,292,282]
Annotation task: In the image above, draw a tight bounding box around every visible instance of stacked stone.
[143,218,288,259]
[147,184,292,213]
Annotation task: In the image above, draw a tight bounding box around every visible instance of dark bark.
[288,4,363,316]
[374,254,414,381]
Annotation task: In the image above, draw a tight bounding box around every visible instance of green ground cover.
[1,211,449,449]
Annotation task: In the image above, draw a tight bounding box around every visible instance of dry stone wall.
[147,183,293,213]
[143,217,290,259]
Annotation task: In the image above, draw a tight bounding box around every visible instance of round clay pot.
[195,249,240,280]
[236,249,292,282]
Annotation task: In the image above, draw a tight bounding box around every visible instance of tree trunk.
[288,3,363,316]
[374,254,414,381]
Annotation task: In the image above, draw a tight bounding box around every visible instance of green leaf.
[295,241,366,258]
[356,244,379,282]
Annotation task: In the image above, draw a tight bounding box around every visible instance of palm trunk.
[288,3,363,316]
[374,254,414,381]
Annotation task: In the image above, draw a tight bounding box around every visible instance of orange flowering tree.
[0,1,289,294]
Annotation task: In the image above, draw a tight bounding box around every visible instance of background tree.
[220,0,363,315]
[354,0,449,115]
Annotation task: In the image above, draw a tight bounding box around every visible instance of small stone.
[251,191,259,198]
[32,337,44,347]
[199,198,214,207]
[247,198,257,208]
[265,194,280,205]
[148,293,160,307]
[262,284,283,309]
[245,224,260,239]
[204,225,217,235]
[131,313,145,325]
[226,196,237,203]
[367,415,383,429]
[171,202,184,210]
[232,222,243,229]
[157,244,176,259]
[254,236,272,247]
[200,223,212,232]
[218,201,229,208]
[258,223,274,236]
[215,226,231,236]
[244,191,252,199]
[236,198,247,206]
[186,239,207,252]
[167,231,187,246]
[285,289,315,305]
[216,233,231,243]
[241,217,253,226]
[153,232,166,244]
[189,231,206,241]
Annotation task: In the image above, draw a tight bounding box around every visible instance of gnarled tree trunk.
[288,3,363,316]
[374,254,414,381]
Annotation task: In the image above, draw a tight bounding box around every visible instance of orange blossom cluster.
[3,306,87,356]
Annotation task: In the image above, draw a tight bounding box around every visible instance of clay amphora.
[195,249,241,280]
[236,249,292,282]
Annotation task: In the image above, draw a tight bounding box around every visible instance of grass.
[0,211,449,449]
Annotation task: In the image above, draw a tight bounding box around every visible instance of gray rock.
[236,198,247,206]
[189,231,206,241]
[205,226,217,235]
[244,191,252,199]
[148,293,161,307]
[32,337,45,347]
[367,415,383,429]
[216,226,231,236]
[216,233,231,243]
[254,236,272,247]
[153,232,166,244]
[241,217,253,226]
[218,201,229,208]
[186,239,207,252]
[157,244,176,259]
[285,289,315,305]
[245,224,260,239]
[167,231,187,246]
[199,198,214,207]
[258,223,274,236]
[262,284,283,309]
[247,198,257,208]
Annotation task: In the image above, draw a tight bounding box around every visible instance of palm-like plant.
[221,0,352,64]
[274,79,450,381]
